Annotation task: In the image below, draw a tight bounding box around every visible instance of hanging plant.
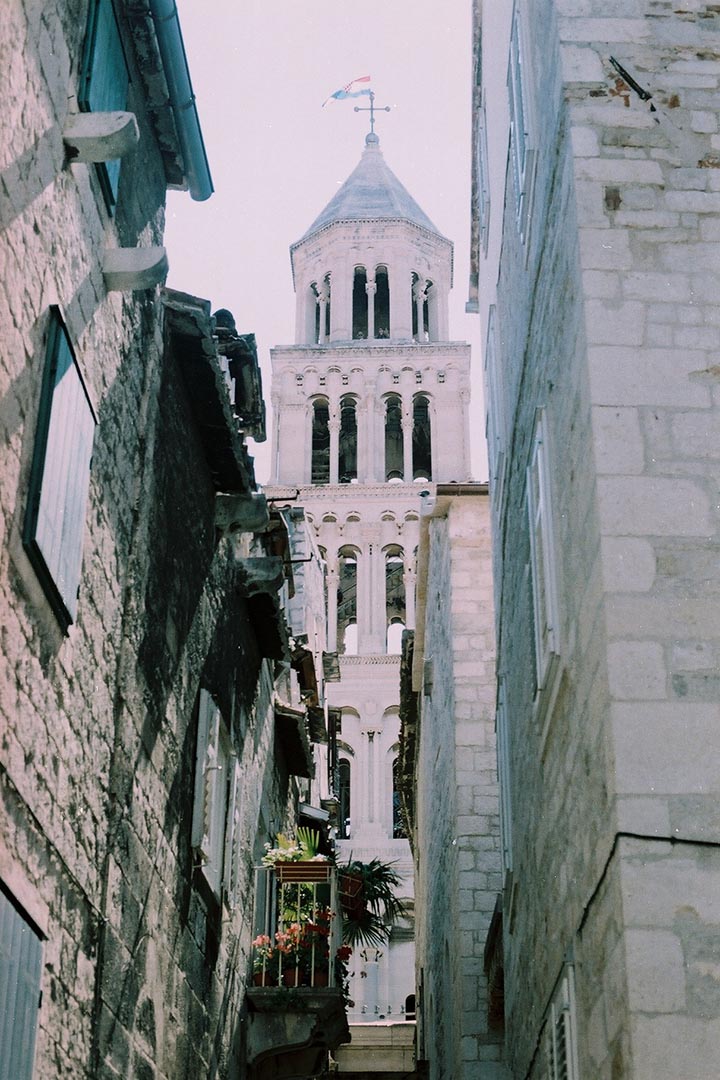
[338,858,407,948]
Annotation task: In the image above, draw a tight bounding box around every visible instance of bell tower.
[269,132,471,1023]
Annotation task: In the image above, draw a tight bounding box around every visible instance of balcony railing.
[252,862,341,989]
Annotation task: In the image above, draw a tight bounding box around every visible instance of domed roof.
[297,134,444,242]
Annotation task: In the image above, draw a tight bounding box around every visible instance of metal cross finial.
[354,90,391,135]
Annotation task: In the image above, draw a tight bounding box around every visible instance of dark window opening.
[385,550,406,654]
[338,758,351,839]
[311,399,330,484]
[312,283,320,344]
[375,266,390,338]
[338,553,358,654]
[339,396,358,483]
[393,758,408,838]
[352,267,368,339]
[324,274,331,340]
[405,994,416,1021]
[385,395,404,482]
[412,395,432,480]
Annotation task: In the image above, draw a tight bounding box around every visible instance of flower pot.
[252,970,276,987]
[312,969,329,988]
[282,967,300,987]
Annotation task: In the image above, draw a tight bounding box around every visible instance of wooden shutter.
[0,892,43,1080]
[24,311,96,629]
[79,1,130,206]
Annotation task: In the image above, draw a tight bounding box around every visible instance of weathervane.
[354,90,391,135]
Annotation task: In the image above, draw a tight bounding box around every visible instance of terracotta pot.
[312,969,329,987]
[282,967,300,987]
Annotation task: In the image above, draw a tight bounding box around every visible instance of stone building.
[469,2,720,1078]
[267,130,472,1071]
[399,485,501,1080]
[0,3,346,1078]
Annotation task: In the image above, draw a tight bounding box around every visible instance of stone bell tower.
[269,131,471,1025]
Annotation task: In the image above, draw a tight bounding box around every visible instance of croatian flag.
[323,75,372,107]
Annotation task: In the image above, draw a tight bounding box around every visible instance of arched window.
[411,274,430,342]
[311,399,330,484]
[375,266,390,338]
[352,267,368,339]
[338,758,351,839]
[339,396,358,483]
[338,549,358,654]
[385,395,403,481]
[308,282,319,344]
[405,994,416,1021]
[392,757,408,838]
[385,548,405,653]
[412,394,432,480]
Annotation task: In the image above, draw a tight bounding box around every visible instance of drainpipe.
[148,0,213,201]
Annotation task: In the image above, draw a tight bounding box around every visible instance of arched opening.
[405,994,416,1021]
[385,395,404,482]
[393,757,408,838]
[411,274,430,342]
[338,758,351,839]
[338,396,358,483]
[308,282,320,344]
[375,266,390,338]
[311,399,330,484]
[352,267,368,339]
[321,272,331,342]
[385,547,406,652]
[412,394,432,480]
[338,549,358,654]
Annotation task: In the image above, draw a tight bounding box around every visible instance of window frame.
[476,91,491,255]
[78,0,130,213]
[542,965,580,1080]
[22,308,97,632]
[191,690,232,902]
[527,410,560,701]
[0,886,44,1080]
[484,305,506,513]
[495,676,513,879]
[508,2,536,246]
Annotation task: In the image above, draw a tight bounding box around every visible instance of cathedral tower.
[270,132,471,1023]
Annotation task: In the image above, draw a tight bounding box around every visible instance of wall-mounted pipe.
[148,0,213,201]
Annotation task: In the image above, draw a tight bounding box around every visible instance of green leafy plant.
[339,858,407,948]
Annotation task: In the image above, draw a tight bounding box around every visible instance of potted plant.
[338,858,407,947]
[262,829,331,883]
[250,934,277,986]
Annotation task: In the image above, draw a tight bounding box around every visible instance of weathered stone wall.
[413,493,500,1079]
[0,3,295,1077]
[481,0,720,1076]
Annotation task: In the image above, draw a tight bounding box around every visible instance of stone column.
[413,280,428,342]
[329,415,340,485]
[402,411,413,483]
[390,265,413,340]
[326,564,338,652]
[404,565,416,630]
[366,277,377,340]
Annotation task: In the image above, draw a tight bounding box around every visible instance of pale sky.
[164,0,487,483]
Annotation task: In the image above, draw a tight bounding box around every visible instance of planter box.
[275,862,331,884]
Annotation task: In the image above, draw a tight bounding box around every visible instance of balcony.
[246,862,350,1079]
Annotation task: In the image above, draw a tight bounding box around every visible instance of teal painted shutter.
[0,892,43,1080]
[79,1,129,206]
[34,322,95,623]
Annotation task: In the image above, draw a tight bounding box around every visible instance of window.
[495,676,513,877]
[484,306,506,510]
[0,889,43,1080]
[191,690,232,900]
[338,396,358,483]
[542,966,580,1080]
[412,395,432,481]
[79,0,129,211]
[23,309,97,631]
[374,266,390,338]
[385,395,404,481]
[338,758,351,839]
[311,399,331,484]
[392,758,407,839]
[337,550,358,654]
[508,4,535,243]
[527,412,560,698]
[476,94,491,253]
[353,267,368,339]
[385,548,405,654]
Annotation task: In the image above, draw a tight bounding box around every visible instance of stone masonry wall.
[415,494,500,1080]
[487,0,720,1076]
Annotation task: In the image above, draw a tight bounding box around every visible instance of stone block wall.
[413,492,500,1079]
[479,0,720,1076]
[0,3,297,1077]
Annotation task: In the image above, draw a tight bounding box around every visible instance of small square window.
[23,310,97,631]
[79,0,130,212]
